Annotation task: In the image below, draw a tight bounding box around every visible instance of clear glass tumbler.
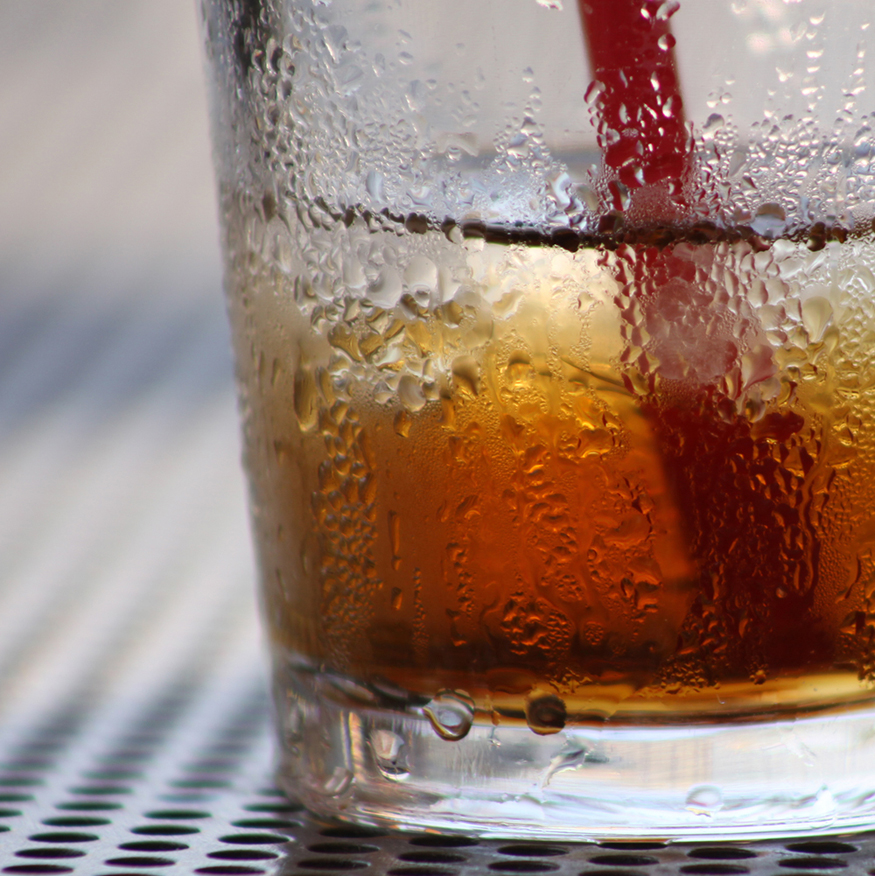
[201,0,875,839]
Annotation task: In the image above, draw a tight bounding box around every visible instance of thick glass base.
[275,668,875,840]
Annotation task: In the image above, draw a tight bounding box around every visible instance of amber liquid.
[232,218,875,721]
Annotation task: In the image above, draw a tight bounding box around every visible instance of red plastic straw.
[578,0,689,192]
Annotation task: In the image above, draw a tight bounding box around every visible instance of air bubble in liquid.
[370,729,410,779]
[526,693,567,735]
[423,692,475,741]
[685,784,724,814]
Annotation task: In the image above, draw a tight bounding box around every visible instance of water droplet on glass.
[655,0,680,21]
[750,203,787,238]
[285,698,304,743]
[366,170,384,200]
[685,784,724,814]
[398,374,427,412]
[370,729,410,780]
[452,355,481,395]
[801,296,833,343]
[541,740,604,786]
[404,255,438,294]
[423,691,475,741]
[394,409,412,437]
[294,368,319,432]
[526,693,567,735]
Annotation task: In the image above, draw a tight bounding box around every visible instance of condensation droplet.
[285,698,304,743]
[370,729,410,779]
[366,169,384,200]
[541,740,605,786]
[452,355,481,395]
[294,368,319,432]
[398,374,427,412]
[404,255,438,294]
[750,203,787,238]
[423,691,475,741]
[394,409,412,437]
[526,693,567,735]
[685,784,724,814]
[801,296,833,343]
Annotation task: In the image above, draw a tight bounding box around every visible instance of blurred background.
[0,0,261,728]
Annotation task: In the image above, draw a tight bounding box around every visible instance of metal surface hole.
[219,833,290,845]
[389,869,459,876]
[778,860,849,870]
[584,871,659,876]
[118,840,189,852]
[118,734,163,745]
[1,760,52,771]
[3,867,74,874]
[42,817,109,827]
[307,843,380,855]
[103,856,176,868]
[100,873,170,876]
[589,855,659,866]
[319,826,387,839]
[0,808,22,817]
[186,760,238,771]
[784,843,857,855]
[196,867,267,875]
[208,850,280,861]
[15,850,85,860]
[409,836,479,848]
[55,801,122,811]
[28,832,98,843]
[232,818,300,829]
[84,770,143,781]
[687,849,758,861]
[158,793,216,803]
[488,862,560,873]
[169,779,231,789]
[131,824,201,836]
[99,750,153,762]
[297,860,369,871]
[244,802,303,814]
[0,793,33,803]
[0,777,42,787]
[598,844,667,851]
[144,809,211,819]
[67,785,132,796]
[498,846,567,858]
[398,852,468,864]
[679,866,752,875]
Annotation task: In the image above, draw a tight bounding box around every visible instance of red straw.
[578,0,689,195]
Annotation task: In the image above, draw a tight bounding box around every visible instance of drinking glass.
[200,0,875,839]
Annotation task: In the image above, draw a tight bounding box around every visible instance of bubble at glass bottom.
[274,660,875,840]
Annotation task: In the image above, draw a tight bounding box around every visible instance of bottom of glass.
[275,665,875,840]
